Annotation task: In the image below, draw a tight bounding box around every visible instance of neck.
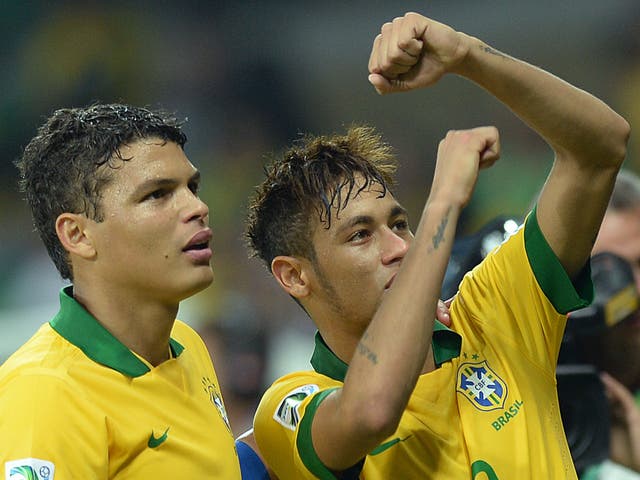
[316,324,361,365]
[72,281,179,367]
[316,319,436,374]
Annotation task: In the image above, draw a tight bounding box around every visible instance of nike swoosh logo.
[148,427,170,448]
[370,435,412,456]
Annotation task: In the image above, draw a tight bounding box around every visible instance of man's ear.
[271,256,311,300]
[55,213,96,260]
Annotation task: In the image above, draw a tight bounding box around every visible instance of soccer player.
[0,104,242,478]
[244,11,630,479]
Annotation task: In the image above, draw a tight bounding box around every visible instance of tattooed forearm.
[432,207,451,249]
[357,332,379,365]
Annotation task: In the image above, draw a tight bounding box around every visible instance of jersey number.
[471,460,499,480]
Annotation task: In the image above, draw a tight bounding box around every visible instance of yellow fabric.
[255,222,583,479]
[0,317,241,479]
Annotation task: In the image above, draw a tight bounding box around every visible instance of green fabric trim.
[524,207,594,314]
[310,334,348,381]
[169,338,184,357]
[50,286,184,377]
[297,388,362,480]
[297,389,339,479]
[432,320,462,366]
[310,321,461,381]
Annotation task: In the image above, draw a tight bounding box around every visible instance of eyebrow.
[133,170,201,197]
[335,204,407,236]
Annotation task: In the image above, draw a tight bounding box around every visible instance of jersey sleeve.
[0,372,108,479]
[235,439,270,480]
[254,373,355,480]
[453,209,593,373]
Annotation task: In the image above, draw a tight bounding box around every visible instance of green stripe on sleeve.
[296,387,363,480]
[524,207,594,314]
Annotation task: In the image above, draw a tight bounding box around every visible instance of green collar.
[310,320,461,381]
[50,286,184,377]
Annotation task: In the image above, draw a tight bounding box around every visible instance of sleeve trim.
[524,207,594,314]
[296,388,363,480]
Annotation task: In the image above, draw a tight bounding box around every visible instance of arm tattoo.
[432,207,451,249]
[481,45,507,59]
[357,332,379,365]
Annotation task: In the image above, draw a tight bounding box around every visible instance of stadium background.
[1,0,639,434]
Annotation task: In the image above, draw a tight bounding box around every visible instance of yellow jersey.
[0,286,241,479]
[254,211,592,479]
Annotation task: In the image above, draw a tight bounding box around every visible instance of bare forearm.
[454,35,629,167]
[338,128,501,436]
[343,200,459,422]
[310,198,463,474]
[448,35,629,276]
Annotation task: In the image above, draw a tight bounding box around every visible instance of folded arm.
[369,12,630,278]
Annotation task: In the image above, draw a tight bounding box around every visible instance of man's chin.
[178,271,214,300]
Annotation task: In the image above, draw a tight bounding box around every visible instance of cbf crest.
[202,376,231,431]
[457,360,507,411]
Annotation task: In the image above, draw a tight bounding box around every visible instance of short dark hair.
[609,168,640,212]
[246,125,398,271]
[16,103,187,280]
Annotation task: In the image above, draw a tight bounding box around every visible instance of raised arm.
[311,127,500,471]
[369,12,630,278]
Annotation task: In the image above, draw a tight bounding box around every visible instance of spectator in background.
[577,169,640,478]
[198,294,269,437]
[0,104,241,478]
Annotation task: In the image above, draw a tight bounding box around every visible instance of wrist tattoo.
[481,45,507,59]
[432,208,451,249]
[358,333,379,365]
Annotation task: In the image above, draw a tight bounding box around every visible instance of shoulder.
[0,365,102,447]
[0,370,106,472]
[0,370,77,409]
[256,371,340,436]
[171,319,209,355]
[259,371,335,407]
[254,372,341,479]
[171,318,198,339]
[458,211,592,314]
[1,323,81,383]
[0,325,96,409]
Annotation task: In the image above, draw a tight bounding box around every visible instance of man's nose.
[183,190,209,223]
[381,229,409,264]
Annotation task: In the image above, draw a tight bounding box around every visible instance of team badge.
[5,458,54,480]
[202,376,231,431]
[274,384,319,430]
[457,360,507,411]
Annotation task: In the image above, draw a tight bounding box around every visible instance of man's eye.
[189,181,200,195]
[349,230,370,242]
[393,220,409,232]
[145,189,168,201]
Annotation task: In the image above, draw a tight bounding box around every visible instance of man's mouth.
[183,242,209,251]
[183,229,213,263]
[183,229,213,252]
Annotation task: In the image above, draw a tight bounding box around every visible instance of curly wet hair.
[246,125,399,272]
[16,103,187,280]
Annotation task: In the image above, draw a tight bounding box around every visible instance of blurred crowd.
[1,1,640,444]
